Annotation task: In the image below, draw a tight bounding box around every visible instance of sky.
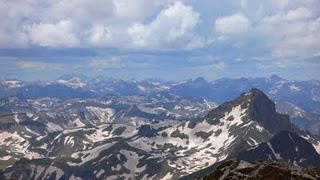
[0,0,320,81]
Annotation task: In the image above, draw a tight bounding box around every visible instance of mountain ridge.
[2,75,319,122]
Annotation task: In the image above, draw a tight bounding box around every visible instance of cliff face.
[200,159,320,180]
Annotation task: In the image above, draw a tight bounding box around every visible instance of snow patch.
[2,80,22,88]
[72,118,85,128]
[267,142,281,160]
[0,155,12,160]
[68,142,116,166]
[86,106,114,123]
[289,84,300,92]
[120,150,145,173]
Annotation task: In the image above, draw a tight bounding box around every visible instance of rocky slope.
[238,131,320,167]
[198,159,320,180]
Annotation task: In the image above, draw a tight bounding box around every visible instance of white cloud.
[215,13,251,35]
[127,2,202,49]
[17,61,64,70]
[0,0,174,49]
[189,55,219,63]
[87,25,112,46]
[0,0,34,48]
[29,20,80,47]
[1,0,319,64]
[50,0,115,22]
[259,6,320,59]
[274,0,288,9]
[113,0,170,21]
[285,7,312,21]
[16,57,126,71]
[88,57,126,69]
[263,7,313,23]
[0,29,28,48]
[210,62,227,70]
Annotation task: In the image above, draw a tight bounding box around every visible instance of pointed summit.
[239,88,272,104]
[244,88,294,134]
[56,74,89,88]
[194,77,207,83]
[57,73,89,81]
[206,88,294,134]
[268,74,284,83]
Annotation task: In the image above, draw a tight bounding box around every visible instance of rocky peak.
[1,79,24,88]
[245,89,294,134]
[206,88,293,134]
[268,74,284,83]
[194,77,207,83]
[57,74,89,81]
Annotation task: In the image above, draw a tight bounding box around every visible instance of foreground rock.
[200,159,320,180]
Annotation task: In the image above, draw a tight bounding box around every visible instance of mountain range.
[1,74,320,135]
[0,80,320,179]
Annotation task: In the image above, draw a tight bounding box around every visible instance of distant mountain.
[0,79,24,88]
[1,74,320,112]
[277,102,320,136]
[168,75,320,112]
[57,73,90,82]
[1,74,320,135]
[168,77,215,100]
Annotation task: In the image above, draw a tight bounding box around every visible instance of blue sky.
[0,0,319,81]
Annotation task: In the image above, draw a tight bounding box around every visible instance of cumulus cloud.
[0,0,34,48]
[87,25,113,46]
[113,0,170,21]
[210,0,320,61]
[215,13,251,36]
[285,7,313,21]
[274,0,289,9]
[50,0,114,22]
[259,6,320,59]
[29,20,80,47]
[1,0,320,64]
[263,7,313,23]
[0,0,174,49]
[127,2,202,49]
[0,29,28,48]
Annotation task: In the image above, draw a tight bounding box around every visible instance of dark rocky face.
[137,125,158,137]
[197,159,320,180]
[238,131,320,167]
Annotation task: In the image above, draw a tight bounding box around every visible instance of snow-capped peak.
[57,76,88,88]
[1,80,23,88]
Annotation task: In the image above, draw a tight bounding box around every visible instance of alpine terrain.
[0,77,319,179]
